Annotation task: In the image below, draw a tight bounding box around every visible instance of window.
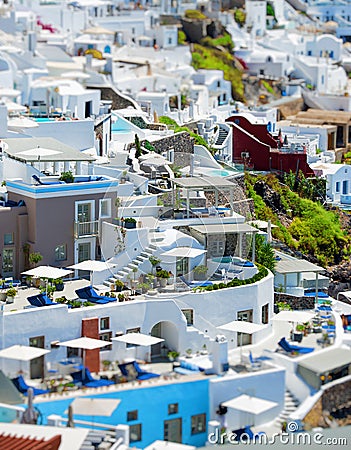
[129,423,142,442]
[126,327,140,348]
[100,317,110,331]
[336,181,340,193]
[99,199,111,218]
[262,303,269,324]
[4,233,14,245]
[168,37,172,45]
[2,248,14,274]
[99,332,112,350]
[191,413,206,435]
[321,75,324,85]
[127,410,138,421]
[182,309,194,325]
[168,403,178,414]
[55,244,67,261]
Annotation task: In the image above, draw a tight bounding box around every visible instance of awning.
[0,345,50,361]
[218,321,266,334]
[273,311,315,323]
[222,394,278,415]
[190,223,259,235]
[160,247,207,258]
[22,266,73,279]
[67,398,121,416]
[275,252,324,274]
[58,337,108,350]
[298,348,351,375]
[111,333,164,347]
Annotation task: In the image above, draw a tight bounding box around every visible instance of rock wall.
[88,86,135,110]
[274,293,315,310]
[304,379,351,428]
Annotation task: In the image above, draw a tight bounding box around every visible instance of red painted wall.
[82,317,100,373]
[226,116,314,176]
[226,115,278,148]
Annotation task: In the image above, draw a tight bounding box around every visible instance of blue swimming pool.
[205,168,236,177]
[34,118,56,122]
[28,379,209,448]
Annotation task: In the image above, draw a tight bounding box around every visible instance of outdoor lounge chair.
[248,351,261,370]
[71,368,114,388]
[27,293,58,307]
[75,286,116,304]
[318,305,332,311]
[179,276,213,288]
[11,375,49,396]
[278,337,314,354]
[118,361,160,381]
[32,175,65,185]
[232,426,265,442]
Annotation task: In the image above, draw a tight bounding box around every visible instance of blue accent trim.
[7,180,118,194]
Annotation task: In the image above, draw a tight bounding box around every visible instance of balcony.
[74,220,99,238]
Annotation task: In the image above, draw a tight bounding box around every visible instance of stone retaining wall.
[274,293,315,310]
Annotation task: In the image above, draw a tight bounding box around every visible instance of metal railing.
[74,220,99,238]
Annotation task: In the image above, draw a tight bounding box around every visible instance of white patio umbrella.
[22,266,73,297]
[272,311,315,323]
[17,147,62,159]
[82,26,115,35]
[0,345,50,375]
[58,337,109,378]
[0,345,50,361]
[112,333,164,346]
[68,260,116,285]
[218,321,266,362]
[66,397,121,428]
[112,333,164,361]
[222,394,278,427]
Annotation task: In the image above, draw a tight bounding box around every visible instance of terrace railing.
[74,220,99,238]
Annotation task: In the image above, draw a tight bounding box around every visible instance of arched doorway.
[150,321,178,360]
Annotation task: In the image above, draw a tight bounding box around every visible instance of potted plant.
[123,217,137,229]
[146,273,157,288]
[167,271,174,285]
[201,344,208,355]
[193,265,208,281]
[137,282,151,294]
[149,256,161,274]
[6,287,17,303]
[59,171,74,183]
[118,293,125,302]
[0,280,6,302]
[156,269,170,288]
[185,348,193,358]
[114,279,124,292]
[167,350,180,362]
[53,278,64,291]
[293,324,304,342]
[102,360,111,371]
[29,251,43,267]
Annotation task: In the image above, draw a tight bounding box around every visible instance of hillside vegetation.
[245,173,350,267]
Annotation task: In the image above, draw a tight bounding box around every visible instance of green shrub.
[178,30,187,45]
[184,9,207,20]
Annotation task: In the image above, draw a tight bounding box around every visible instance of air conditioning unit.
[241,152,250,158]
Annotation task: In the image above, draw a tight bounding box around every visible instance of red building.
[226,114,314,176]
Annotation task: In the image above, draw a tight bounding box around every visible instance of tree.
[149,256,161,274]
[134,134,142,159]
[255,235,276,273]
[29,252,43,267]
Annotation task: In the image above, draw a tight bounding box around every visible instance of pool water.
[206,168,236,177]
[34,118,55,122]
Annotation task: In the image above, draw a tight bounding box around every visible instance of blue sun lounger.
[11,375,49,396]
[278,337,314,354]
[118,361,160,381]
[27,293,58,307]
[71,368,114,388]
[75,286,116,304]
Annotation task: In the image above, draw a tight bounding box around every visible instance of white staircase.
[103,243,158,288]
[215,126,229,146]
[274,390,299,428]
[185,326,212,350]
